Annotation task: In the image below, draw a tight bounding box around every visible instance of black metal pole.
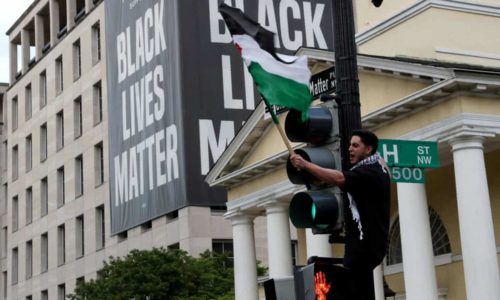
[332,0,361,171]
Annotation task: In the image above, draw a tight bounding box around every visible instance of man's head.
[348,129,379,164]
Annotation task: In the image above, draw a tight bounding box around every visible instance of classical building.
[207,1,500,299]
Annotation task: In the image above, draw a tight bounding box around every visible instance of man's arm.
[290,153,346,187]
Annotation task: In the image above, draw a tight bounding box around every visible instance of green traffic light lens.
[311,203,317,220]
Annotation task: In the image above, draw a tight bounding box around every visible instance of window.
[74,97,82,139]
[92,22,101,64]
[57,283,65,300]
[291,241,298,266]
[95,205,105,250]
[41,177,48,217]
[76,276,85,288]
[40,71,47,108]
[25,240,32,279]
[2,272,7,299]
[12,96,18,131]
[56,56,63,94]
[57,167,65,207]
[386,207,452,266]
[73,39,81,80]
[57,224,65,266]
[41,233,48,272]
[12,145,18,181]
[2,184,7,215]
[94,142,104,186]
[212,239,234,268]
[11,146,19,181]
[56,110,64,150]
[25,84,32,120]
[25,187,32,225]
[93,81,102,125]
[2,141,7,171]
[75,155,83,197]
[1,227,7,258]
[26,296,32,300]
[40,123,47,161]
[76,215,84,258]
[12,247,18,284]
[41,290,48,300]
[166,210,178,223]
[117,231,128,242]
[141,220,152,233]
[12,196,18,232]
[25,134,32,172]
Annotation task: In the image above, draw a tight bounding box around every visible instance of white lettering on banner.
[122,65,165,141]
[279,0,302,50]
[199,120,235,175]
[222,55,255,110]
[258,0,281,48]
[209,0,244,43]
[114,124,179,207]
[303,2,326,48]
[116,0,167,83]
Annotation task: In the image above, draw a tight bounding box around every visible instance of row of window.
[11,78,102,137]
[3,270,83,300]
[11,144,103,232]
[10,205,104,287]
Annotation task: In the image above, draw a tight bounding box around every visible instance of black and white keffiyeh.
[347,153,388,240]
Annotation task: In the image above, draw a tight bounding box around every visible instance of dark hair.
[351,129,378,155]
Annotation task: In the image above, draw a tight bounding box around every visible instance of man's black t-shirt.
[341,162,391,270]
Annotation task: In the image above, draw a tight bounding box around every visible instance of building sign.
[105,0,334,234]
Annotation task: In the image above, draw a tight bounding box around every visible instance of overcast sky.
[0,0,35,83]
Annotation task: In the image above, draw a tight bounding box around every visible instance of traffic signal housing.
[285,102,343,234]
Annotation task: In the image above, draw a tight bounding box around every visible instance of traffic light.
[285,102,343,234]
[294,257,350,300]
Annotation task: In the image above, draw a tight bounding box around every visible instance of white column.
[85,0,93,13]
[305,229,332,258]
[230,213,259,300]
[450,136,500,300]
[264,201,293,278]
[397,182,438,300]
[21,29,30,73]
[67,0,76,30]
[49,0,59,46]
[9,42,18,84]
[35,15,44,60]
[373,265,385,300]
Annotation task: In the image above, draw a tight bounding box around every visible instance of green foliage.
[68,248,235,300]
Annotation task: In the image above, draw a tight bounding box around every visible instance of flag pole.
[261,96,294,156]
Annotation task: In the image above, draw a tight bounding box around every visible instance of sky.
[0,0,35,83]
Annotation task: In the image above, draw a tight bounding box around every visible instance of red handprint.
[314,271,331,300]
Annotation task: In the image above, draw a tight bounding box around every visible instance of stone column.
[264,201,293,278]
[230,213,259,300]
[21,29,30,73]
[450,136,500,299]
[49,0,59,46]
[35,14,44,60]
[85,0,93,13]
[305,229,332,258]
[67,0,76,30]
[373,265,385,300]
[9,42,18,84]
[397,182,438,300]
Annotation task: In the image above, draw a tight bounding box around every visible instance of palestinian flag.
[219,3,312,121]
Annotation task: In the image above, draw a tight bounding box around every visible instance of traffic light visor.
[285,107,333,145]
[289,191,341,230]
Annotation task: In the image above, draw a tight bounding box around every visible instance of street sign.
[390,167,425,183]
[309,66,336,99]
[379,139,439,169]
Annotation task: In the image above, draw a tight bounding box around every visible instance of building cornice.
[356,0,500,46]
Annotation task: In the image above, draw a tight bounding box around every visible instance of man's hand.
[290,153,308,171]
[314,271,331,300]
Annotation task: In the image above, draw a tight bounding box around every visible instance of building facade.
[207,1,500,299]
[2,1,257,299]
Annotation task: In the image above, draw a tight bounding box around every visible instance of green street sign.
[379,139,439,168]
[390,167,425,183]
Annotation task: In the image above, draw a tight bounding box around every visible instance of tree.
[68,248,236,300]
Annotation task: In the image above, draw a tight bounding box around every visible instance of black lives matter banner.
[106,0,333,234]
